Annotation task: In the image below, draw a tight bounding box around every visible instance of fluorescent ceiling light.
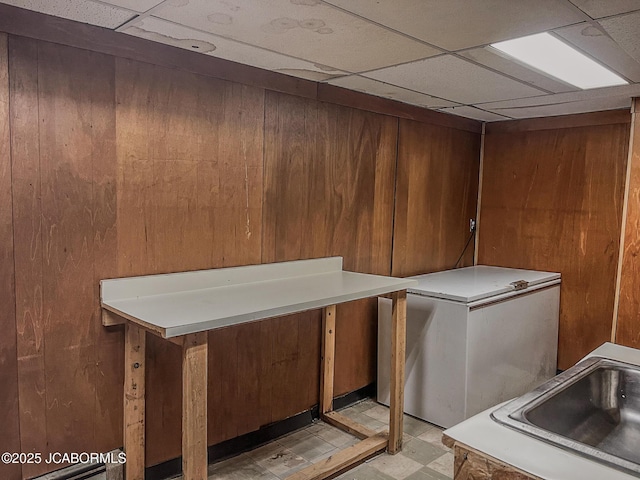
[491,32,627,90]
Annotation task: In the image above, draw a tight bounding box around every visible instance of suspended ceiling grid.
[3,0,640,121]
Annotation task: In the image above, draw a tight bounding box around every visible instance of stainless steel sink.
[491,357,640,476]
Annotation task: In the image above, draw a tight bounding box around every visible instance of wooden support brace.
[285,433,388,480]
[182,332,208,480]
[320,305,336,414]
[321,411,377,440]
[167,336,184,347]
[124,323,145,480]
[389,290,406,454]
[103,309,125,326]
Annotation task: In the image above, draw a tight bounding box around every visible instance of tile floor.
[199,398,453,480]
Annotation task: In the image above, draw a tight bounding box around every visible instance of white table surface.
[101,257,417,338]
[443,342,640,480]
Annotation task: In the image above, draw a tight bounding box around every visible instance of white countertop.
[101,257,417,338]
[443,342,640,480]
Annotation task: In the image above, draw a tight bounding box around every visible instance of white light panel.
[491,32,627,90]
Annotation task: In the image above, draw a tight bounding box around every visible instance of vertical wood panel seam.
[474,122,486,266]
[611,99,637,343]
[260,88,267,265]
[36,38,49,458]
[5,31,23,480]
[388,117,400,277]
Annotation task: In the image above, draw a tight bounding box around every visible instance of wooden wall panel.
[616,100,640,347]
[90,49,120,456]
[9,36,46,480]
[114,58,265,465]
[0,32,21,480]
[38,41,117,466]
[479,122,629,369]
[263,91,397,397]
[392,119,480,277]
[9,38,119,479]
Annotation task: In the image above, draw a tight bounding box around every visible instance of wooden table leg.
[320,305,336,414]
[389,290,406,454]
[182,332,208,480]
[124,323,146,480]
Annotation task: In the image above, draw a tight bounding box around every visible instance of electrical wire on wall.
[453,220,476,268]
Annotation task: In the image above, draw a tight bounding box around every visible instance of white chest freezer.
[378,265,561,428]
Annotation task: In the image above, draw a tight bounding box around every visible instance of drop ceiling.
[2,0,640,122]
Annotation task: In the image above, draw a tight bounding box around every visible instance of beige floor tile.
[341,398,379,414]
[334,463,396,480]
[245,441,285,463]
[286,434,335,462]
[208,453,279,480]
[425,451,454,477]
[175,397,452,480]
[362,404,391,423]
[340,411,387,432]
[402,415,432,438]
[401,438,449,466]
[416,427,450,452]
[247,442,310,477]
[313,425,358,448]
[404,465,452,480]
[278,429,313,448]
[369,453,424,480]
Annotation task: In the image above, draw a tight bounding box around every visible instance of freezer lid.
[407,265,561,303]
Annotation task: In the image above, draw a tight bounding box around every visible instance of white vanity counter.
[443,342,640,480]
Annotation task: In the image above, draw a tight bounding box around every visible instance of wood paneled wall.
[9,36,121,479]
[616,100,640,347]
[0,33,480,479]
[0,32,21,480]
[263,92,398,396]
[392,119,480,277]
[478,114,630,369]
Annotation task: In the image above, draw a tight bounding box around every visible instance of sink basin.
[491,356,640,476]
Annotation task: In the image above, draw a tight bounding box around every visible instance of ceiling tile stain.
[166,0,190,7]
[581,26,602,37]
[208,12,233,25]
[262,17,333,35]
[127,25,216,53]
[264,17,299,34]
[299,19,325,29]
[290,0,322,5]
[221,0,240,11]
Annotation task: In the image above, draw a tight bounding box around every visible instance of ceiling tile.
[363,55,546,105]
[149,0,440,73]
[439,105,511,121]
[98,0,163,13]
[327,76,459,108]
[120,17,346,81]
[0,0,136,27]
[555,22,640,82]
[325,0,585,51]
[459,47,576,93]
[477,83,640,108]
[599,11,640,63]
[483,95,632,118]
[569,0,640,18]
